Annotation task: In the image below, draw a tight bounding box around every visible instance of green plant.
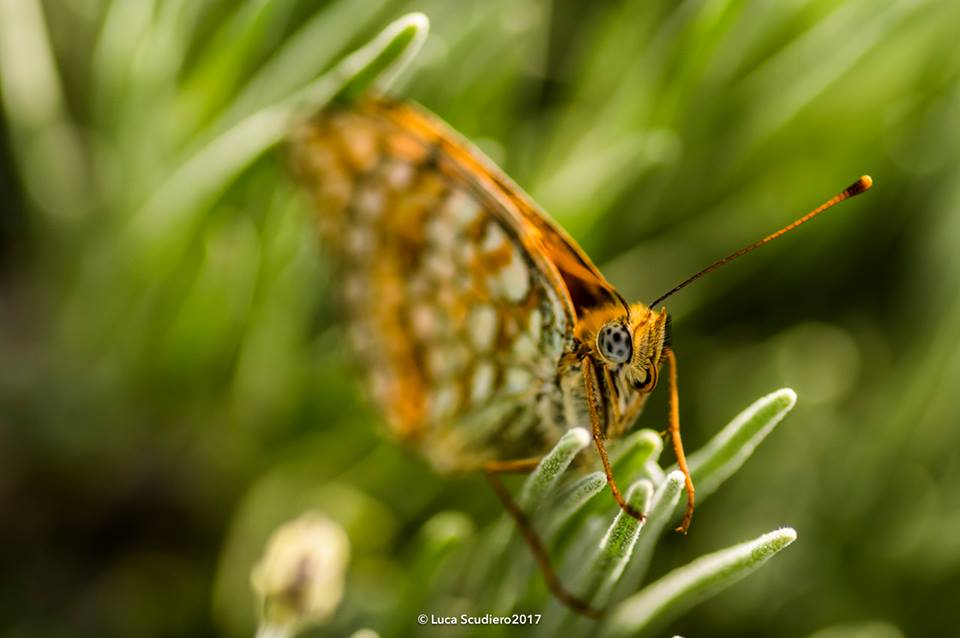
[248,384,798,638]
[394,389,798,638]
[5,3,959,637]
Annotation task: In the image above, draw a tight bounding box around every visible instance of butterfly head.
[580,304,669,395]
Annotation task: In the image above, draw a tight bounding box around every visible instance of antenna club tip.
[846,175,873,197]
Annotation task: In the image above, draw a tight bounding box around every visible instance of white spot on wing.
[471,361,495,404]
[426,214,457,250]
[495,246,530,302]
[458,241,476,267]
[355,186,384,219]
[346,225,373,256]
[407,274,430,300]
[513,308,542,359]
[383,160,414,189]
[423,251,456,282]
[504,367,533,393]
[443,189,482,227]
[347,323,372,358]
[370,369,391,404]
[336,124,378,171]
[528,308,542,342]
[467,305,498,352]
[430,384,459,420]
[426,342,469,379]
[409,302,436,339]
[344,275,364,305]
[481,222,508,252]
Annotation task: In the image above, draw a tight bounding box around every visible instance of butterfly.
[289,95,872,617]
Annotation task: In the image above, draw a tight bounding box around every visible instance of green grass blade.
[547,471,607,531]
[542,481,652,636]
[601,527,798,637]
[670,388,797,510]
[223,0,392,126]
[126,13,429,269]
[610,428,663,478]
[90,0,156,126]
[175,0,300,137]
[0,0,91,220]
[612,470,686,603]
[331,11,429,103]
[586,480,654,605]
[519,428,591,510]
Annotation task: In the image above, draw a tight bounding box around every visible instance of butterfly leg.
[663,346,696,533]
[483,462,603,619]
[581,357,646,522]
[483,457,542,473]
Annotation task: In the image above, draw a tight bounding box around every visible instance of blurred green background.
[2,0,960,636]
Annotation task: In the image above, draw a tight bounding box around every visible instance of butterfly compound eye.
[597,323,632,364]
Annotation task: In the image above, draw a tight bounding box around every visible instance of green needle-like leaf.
[0,0,91,220]
[542,481,652,636]
[176,0,299,135]
[547,471,607,531]
[601,528,798,637]
[612,470,686,603]
[670,388,797,510]
[222,0,392,127]
[477,428,590,613]
[331,12,429,102]
[6,0,960,635]
[519,427,591,510]
[127,12,429,268]
[586,480,653,605]
[610,428,663,479]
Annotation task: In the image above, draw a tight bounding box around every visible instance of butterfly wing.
[291,97,621,470]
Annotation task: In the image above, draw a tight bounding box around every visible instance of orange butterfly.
[290,95,871,616]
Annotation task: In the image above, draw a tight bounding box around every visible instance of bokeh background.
[3,0,960,636]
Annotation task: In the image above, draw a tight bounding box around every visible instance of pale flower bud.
[251,512,350,636]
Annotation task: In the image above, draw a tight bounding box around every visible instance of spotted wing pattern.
[290,98,619,471]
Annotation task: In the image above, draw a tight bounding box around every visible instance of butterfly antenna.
[649,175,873,308]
